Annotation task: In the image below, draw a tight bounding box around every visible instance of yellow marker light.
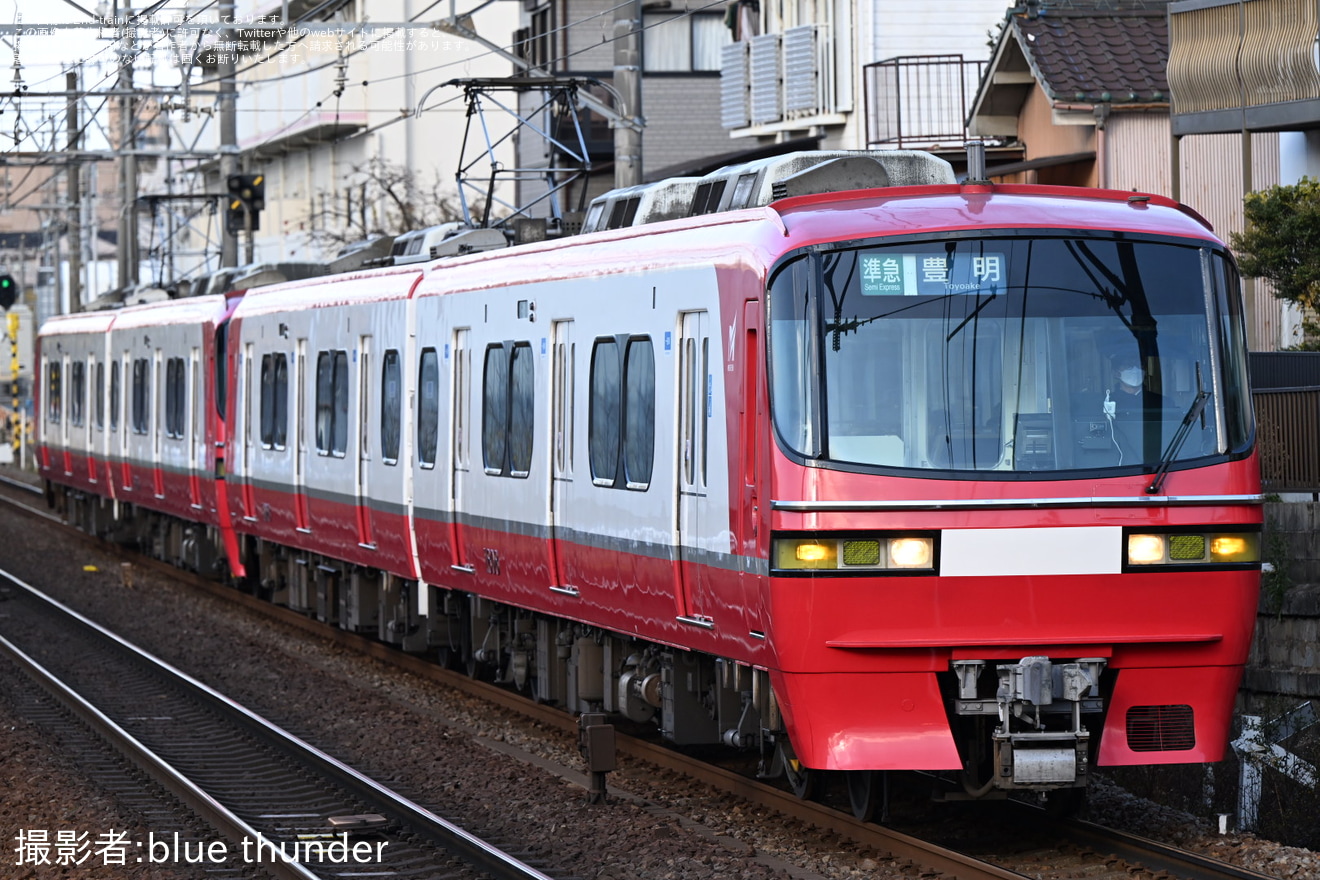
[889,537,934,568]
[796,542,830,563]
[1128,533,1166,565]
[1210,534,1258,563]
[773,539,838,570]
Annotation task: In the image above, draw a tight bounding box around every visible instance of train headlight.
[1125,529,1259,567]
[889,537,934,568]
[771,534,937,573]
[1127,534,1166,565]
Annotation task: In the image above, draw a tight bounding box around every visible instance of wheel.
[778,739,819,801]
[846,770,883,822]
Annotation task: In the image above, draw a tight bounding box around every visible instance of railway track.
[0,468,1288,880]
[0,566,563,880]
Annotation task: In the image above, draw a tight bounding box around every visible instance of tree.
[302,157,490,254]
[1230,177,1320,349]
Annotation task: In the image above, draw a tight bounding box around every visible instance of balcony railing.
[863,55,986,149]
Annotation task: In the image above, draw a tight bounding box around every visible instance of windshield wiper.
[1146,388,1210,495]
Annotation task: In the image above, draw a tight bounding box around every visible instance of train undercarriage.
[53,486,1103,819]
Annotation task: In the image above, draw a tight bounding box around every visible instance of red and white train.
[37,149,1262,817]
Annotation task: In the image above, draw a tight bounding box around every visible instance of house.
[718,0,1008,162]
[968,0,1286,350]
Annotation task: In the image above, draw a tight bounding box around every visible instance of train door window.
[109,361,120,431]
[623,338,654,487]
[131,358,149,434]
[381,349,401,464]
[452,333,470,470]
[95,361,104,430]
[482,344,509,475]
[332,351,349,456]
[701,338,709,484]
[588,339,620,485]
[417,347,439,467]
[589,336,654,490]
[552,326,574,474]
[164,359,176,438]
[46,360,61,424]
[260,354,275,447]
[510,342,534,476]
[70,361,85,427]
[273,354,288,449]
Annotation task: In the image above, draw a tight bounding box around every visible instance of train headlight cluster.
[1125,530,1260,567]
[773,534,936,573]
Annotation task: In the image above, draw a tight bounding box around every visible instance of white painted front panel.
[941,526,1123,577]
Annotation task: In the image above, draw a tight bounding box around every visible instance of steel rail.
[0,568,559,880]
[0,630,320,880]
[0,483,1286,880]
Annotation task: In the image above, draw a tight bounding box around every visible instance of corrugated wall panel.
[1112,118,1284,350]
[720,42,750,129]
[1255,389,1320,491]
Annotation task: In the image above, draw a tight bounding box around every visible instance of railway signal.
[226,173,265,233]
[0,273,16,311]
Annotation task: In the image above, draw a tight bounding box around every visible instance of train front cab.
[758,191,1262,810]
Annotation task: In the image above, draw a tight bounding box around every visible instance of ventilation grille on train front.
[1126,705,1196,751]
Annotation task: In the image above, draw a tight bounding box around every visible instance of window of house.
[643,12,727,72]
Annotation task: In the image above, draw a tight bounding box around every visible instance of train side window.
[315,351,333,454]
[46,360,62,425]
[589,336,653,490]
[132,358,149,435]
[165,357,187,440]
[417,348,439,467]
[70,361,85,427]
[588,339,620,485]
[109,361,120,431]
[509,342,534,476]
[273,354,288,449]
[95,361,104,430]
[381,349,401,465]
[259,354,275,448]
[482,344,509,474]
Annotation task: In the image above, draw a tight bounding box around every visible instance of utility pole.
[218,0,239,268]
[116,5,139,293]
[612,0,643,188]
[66,70,83,313]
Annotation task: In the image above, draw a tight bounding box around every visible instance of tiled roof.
[1013,1,1169,105]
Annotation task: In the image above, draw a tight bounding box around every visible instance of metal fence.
[862,55,986,149]
[1255,389,1320,493]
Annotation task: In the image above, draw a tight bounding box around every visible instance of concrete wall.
[1243,503,1320,709]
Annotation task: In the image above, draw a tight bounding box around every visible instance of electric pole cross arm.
[428,16,643,133]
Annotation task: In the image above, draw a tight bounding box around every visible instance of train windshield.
[768,234,1253,476]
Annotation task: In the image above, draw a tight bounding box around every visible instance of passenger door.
[294,340,310,532]
[676,311,714,622]
[549,319,575,593]
[449,328,473,573]
[356,335,374,547]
